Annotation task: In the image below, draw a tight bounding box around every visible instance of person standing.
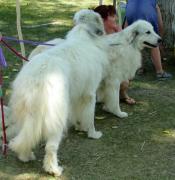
[125,0,172,80]
[94,5,136,105]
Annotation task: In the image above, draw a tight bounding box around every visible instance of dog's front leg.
[103,79,128,118]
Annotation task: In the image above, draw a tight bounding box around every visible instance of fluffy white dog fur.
[4,8,160,177]
[0,9,105,138]
[0,9,105,140]
[28,18,161,118]
[28,38,64,59]
[28,9,104,60]
[97,20,161,117]
[8,12,109,176]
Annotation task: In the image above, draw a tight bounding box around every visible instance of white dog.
[0,9,105,139]
[97,20,161,117]
[28,9,105,59]
[6,8,160,176]
[8,13,109,176]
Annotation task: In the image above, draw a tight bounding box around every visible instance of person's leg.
[151,47,163,73]
[120,80,136,105]
[151,47,172,79]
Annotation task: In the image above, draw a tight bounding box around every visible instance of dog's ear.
[79,15,86,23]
[126,29,139,44]
[86,23,105,37]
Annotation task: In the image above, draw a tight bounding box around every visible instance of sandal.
[120,97,136,105]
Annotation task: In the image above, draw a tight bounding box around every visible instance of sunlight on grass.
[63,1,98,7]
[163,129,175,137]
[0,20,8,26]
[140,82,160,89]
[23,19,72,27]
[14,173,69,180]
[60,0,114,8]
[152,129,175,143]
[132,81,161,90]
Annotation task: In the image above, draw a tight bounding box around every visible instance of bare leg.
[120,80,136,105]
[151,47,163,73]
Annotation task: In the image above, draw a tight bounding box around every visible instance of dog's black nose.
[158,38,162,44]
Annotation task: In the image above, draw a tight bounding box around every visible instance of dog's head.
[73,9,105,36]
[125,20,161,50]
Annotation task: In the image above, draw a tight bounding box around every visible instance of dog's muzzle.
[157,38,162,44]
[144,37,162,48]
[143,41,157,48]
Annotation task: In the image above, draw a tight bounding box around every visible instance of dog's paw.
[88,130,103,139]
[75,125,87,132]
[44,165,63,177]
[117,111,128,118]
[102,105,109,112]
[29,152,36,161]
[18,152,36,162]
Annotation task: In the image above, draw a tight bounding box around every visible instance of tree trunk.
[157,0,175,49]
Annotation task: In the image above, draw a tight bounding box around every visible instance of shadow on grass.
[1,83,175,179]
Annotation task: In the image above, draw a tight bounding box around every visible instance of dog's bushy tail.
[8,71,69,157]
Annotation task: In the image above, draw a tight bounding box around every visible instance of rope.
[0,39,29,61]
[2,36,55,46]
[0,70,7,155]
[1,96,7,155]
[0,34,57,64]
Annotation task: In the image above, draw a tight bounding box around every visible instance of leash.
[0,34,56,155]
[0,33,7,155]
[0,38,29,62]
[0,35,56,63]
[0,70,7,155]
[0,34,27,156]
[2,36,55,46]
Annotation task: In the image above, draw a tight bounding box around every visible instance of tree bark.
[157,0,175,48]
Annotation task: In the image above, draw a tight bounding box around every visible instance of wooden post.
[16,0,26,58]
[116,0,122,26]
[99,0,103,5]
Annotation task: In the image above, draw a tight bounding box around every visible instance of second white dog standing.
[98,20,161,117]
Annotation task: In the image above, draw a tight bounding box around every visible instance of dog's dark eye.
[146,31,151,34]
[96,29,103,35]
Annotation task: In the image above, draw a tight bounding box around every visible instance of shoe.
[156,71,172,80]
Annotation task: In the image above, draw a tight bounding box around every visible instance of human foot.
[120,96,136,105]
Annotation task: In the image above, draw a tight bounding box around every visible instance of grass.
[0,0,175,179]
